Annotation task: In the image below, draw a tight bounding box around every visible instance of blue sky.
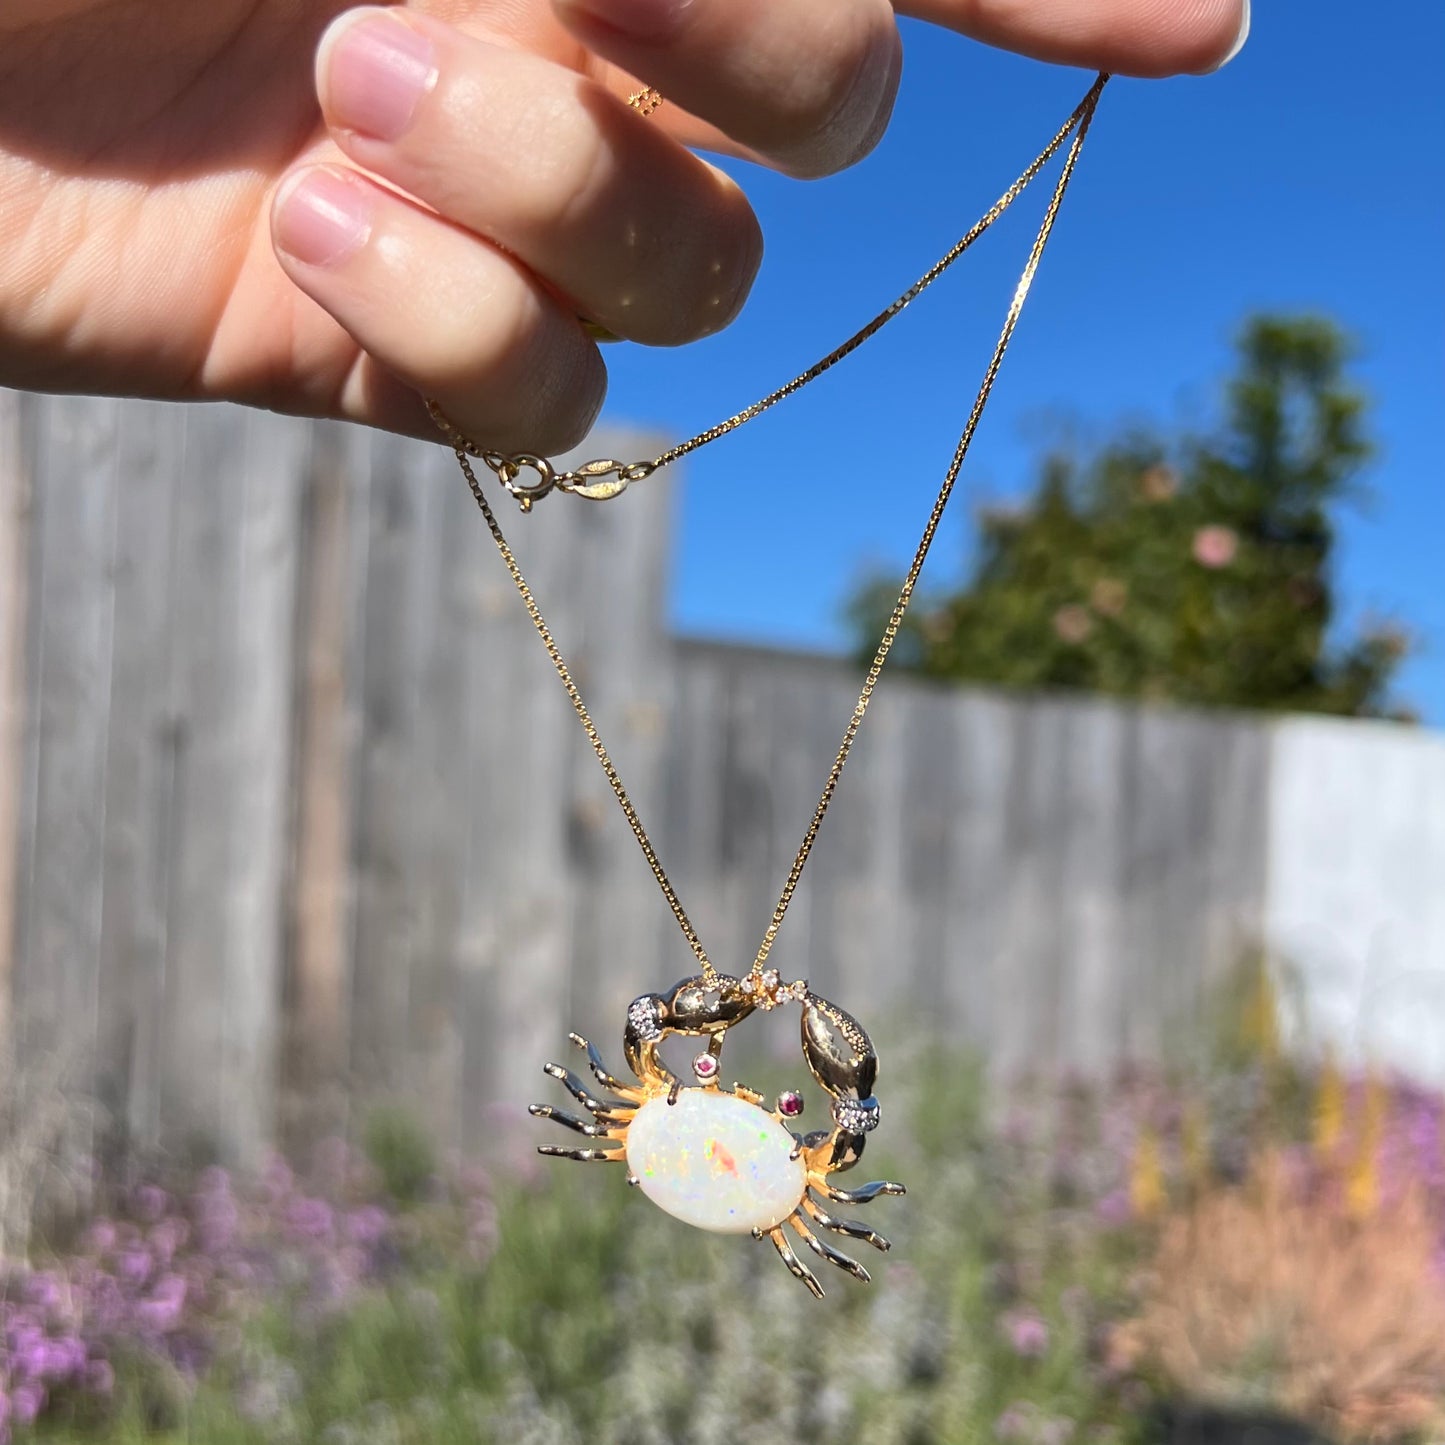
[597,1,1445,722]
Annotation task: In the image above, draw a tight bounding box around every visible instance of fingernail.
[558,0,692,43]
[274,168,373,268]
[1206,0,1250,71]
[318,7,438,140]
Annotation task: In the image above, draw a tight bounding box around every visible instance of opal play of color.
[625,1090,807,1235]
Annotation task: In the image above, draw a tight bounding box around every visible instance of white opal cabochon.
[625,1090,807,1235]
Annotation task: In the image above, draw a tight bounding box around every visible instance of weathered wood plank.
[940,688,1017,1056]
[154,404,307,1163]
[0,392,28,1046]
[399,440,470,1143]
[348,431,434,1103]
[11,396,121,1156]
[94,402,186,1151]
[1054,697,1128,1073]
[157,404,247,1155]
[283,424,355,1142]
[218,409,307,1162]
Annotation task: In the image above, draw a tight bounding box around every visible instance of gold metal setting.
[531,974,904,1297]
[627,85,664,117]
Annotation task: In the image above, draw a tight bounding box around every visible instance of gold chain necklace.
[429,72,1107,1296]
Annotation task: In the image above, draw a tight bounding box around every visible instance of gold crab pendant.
[530,970,905,1297]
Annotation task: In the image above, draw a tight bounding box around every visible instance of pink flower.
[1001,1309,1050,1358]
[1052,604,1093,645]
[1192,525,1238,569]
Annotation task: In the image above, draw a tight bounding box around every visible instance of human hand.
[0,0,1247,452]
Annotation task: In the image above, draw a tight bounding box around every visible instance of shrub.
[1113,1148,1445,1441]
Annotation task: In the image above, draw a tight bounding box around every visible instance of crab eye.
[776,1090,804,1118]
[692,1052,720,1082]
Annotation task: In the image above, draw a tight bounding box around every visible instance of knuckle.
[765,4,901,178]
[644,192,763,345]
[426,282,605,455]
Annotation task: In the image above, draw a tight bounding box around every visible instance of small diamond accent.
[832,1095,881,1134]
[626,997,662,1042]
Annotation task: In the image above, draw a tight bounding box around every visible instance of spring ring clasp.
[495,454,557,512]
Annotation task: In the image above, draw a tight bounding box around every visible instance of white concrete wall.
[1267,717,1445,1082]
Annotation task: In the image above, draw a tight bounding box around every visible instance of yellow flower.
[1313,1052,1345,1160]
[1130,1126,1165,1220]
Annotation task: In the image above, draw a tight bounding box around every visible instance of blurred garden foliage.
[5,989,1445,1445]
[851,316,1411,718]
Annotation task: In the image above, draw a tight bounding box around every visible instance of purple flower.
[85,1219,117,1255]
[22,1273,62,1315]
[133,1184,169,1223]
[1096,1188,1132,1226]
[7,1321,43,1368]
[117,1247,152,1286]
[1001,1309,1050,1359]
[150,1216,190,1267]
[195,1191,240,1254]
[995,1404,1032,1440]
[343,1205,389,1248]
[286,1196,334,1243]
[38,1335,85,1382]
[10,1383,43,1427]
[197,1164,233,1196]
[136,1274,187,1334]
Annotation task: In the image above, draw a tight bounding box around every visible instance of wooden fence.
[0,392,1275,1164]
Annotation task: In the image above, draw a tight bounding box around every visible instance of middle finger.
[316,6,763,346]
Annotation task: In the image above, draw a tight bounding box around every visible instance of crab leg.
[537,1145,625,1162]
[569,1034,645,1102]
[811,1177,907,1206]
[541,1063,635,1119]
[788,1214,871,1284]
[758,1225,825,1299]
[802,1194,892,1253]
[527,1104,620,1138]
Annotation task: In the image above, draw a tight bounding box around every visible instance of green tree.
[852,316,1411,718]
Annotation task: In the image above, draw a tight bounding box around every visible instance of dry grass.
[1114,1150,1445,1441]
